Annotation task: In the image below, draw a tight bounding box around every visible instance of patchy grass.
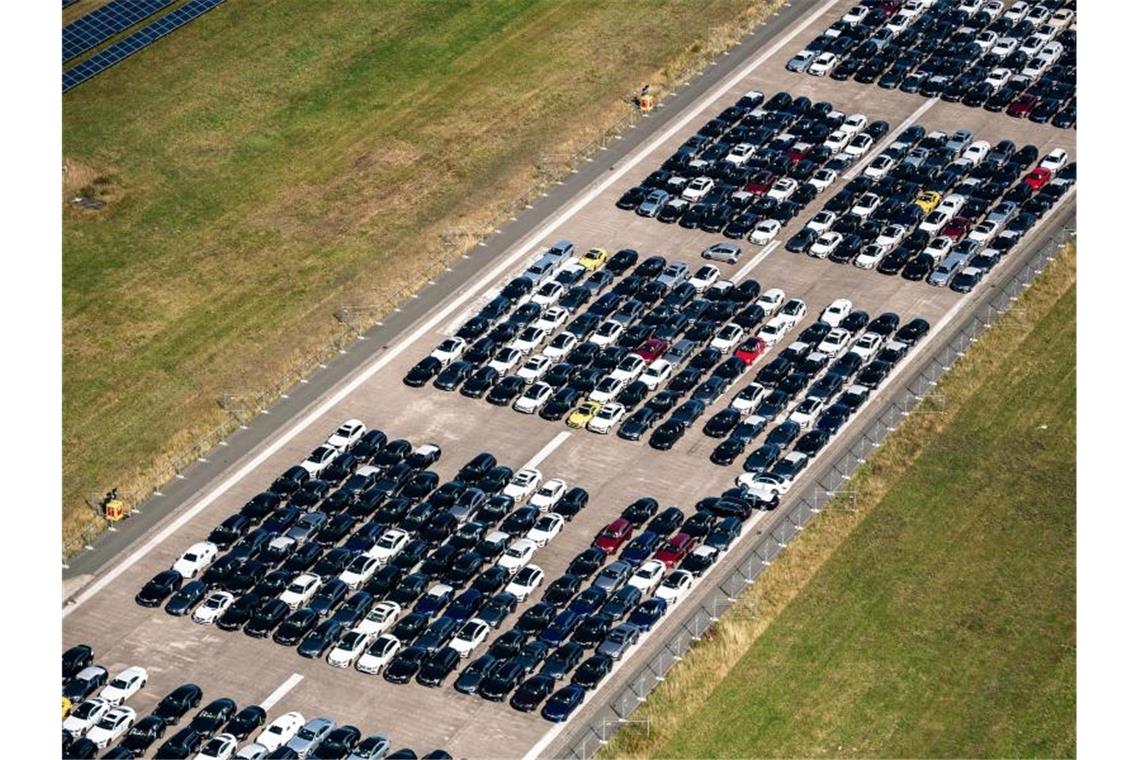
[62,0,783,552]
[603,244,1076,759]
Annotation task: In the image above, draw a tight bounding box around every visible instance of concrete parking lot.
[62,0,1076,756]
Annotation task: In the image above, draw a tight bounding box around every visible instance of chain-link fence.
[557,206,1076,759]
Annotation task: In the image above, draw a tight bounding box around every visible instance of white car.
[805,210,836,234]
[509,326,547,355]
[875,225,906,249]
[196,733,239,760]
[655,570,695,605]
[681,176,715,202]
[489,346,524,375]
[63,698,111,739]
[99,667,147,706]
[505,564,545,602]
[611,354,646,383]
[839,113,867,135]
[267,535,296,560]
[519,354,555,381]
[530,280,565,307]
[338,554,381,590]
[1040,148,1069,173]
[513,381,554,414]
[823,129,851,152]
[863,154,896,179]
[526,513,565,548]
[807,168,837,192]
[725,142,756,166]
[767,177,798,201]
[842,4,869,23]
[588,319,624,347]
[540,333,576,361]
[807,52,838,76]
[587,402,625,434]
[851,192,881,218]
[630,559,667,594]
[967,220,1001,247]
[711,323,745,353]
[327,630,372,669]
[530,479,568,511]
[748,218,782,245]
[758,319,791,345]
[731,382,768,413]
[300,444,339,476]
[736,472,784,500]
[449,618,492,658]
[923,236,954,262]
[354,601,401,638]
[280,572,321,610]
[790,397,825,429]
[757,288,786,316]
[326,419,366,451]
[854,243,889,270]
[844,132,874,158]
[535,306,569,333]
[639,359,673,390]
[429,339,466,368]
[1003,0,1029,21]
[172,540,219,579]
[809,232,843,259]
[779,298,807,323]
[850,332,884,361]
[256,712,306,752]
[820,298,853,327]
[87,705,136,749]
[236,744,268,760]
[1048,7,1074,29]
[818,328,852,357]
[984,67,1012,89]
[193,590,234,624]
[689,264,721,293]
[497,539,538,573]
[962,140,991,165]
[503,468,542,503]
[588,375,627,404]
[355,634,402,675]
[368,528,409,563]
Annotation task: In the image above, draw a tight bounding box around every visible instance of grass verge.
[62,0,784,553]
[602,243,1076,759]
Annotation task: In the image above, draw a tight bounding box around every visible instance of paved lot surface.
[62,0,1076,756]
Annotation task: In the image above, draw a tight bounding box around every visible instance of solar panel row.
[62,0,176,63]
[63,0,79,9]
[63,0,225,92]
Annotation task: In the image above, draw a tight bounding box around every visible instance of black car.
[391,612,432,644]
[404,356,443,387]
[897,317,930,344]
[150,683,203,725]
[155,727,205,760]
[136,569,183,607]
[459,366,499,398]
[855,359,891,389]
[433,360,473,391]
[62,644,94,682]
[541,641,585,681]
[571,654,614,690]
[743,443,781,473]
[216,593,263,632]
[314,726,363,760]
[553,486,589,522]
[245,598,290,638]
[568,546,607,578]
[511,674,556,712]
[478,592,519,629]
[479,659,528,701]
[649,420,685,450]
[454,653,501,695]
[164,580,208,616]
[298,619,345,658]
[384,645,429,684]
[703,408,742,438]
[191,698,237,735]
[309,579,350,616]
[417,647,462,687]
[901,253,935,281]
[765,420,801,450]
[543,573,584,606]
[118,714,167,756]
[487,375,527,406]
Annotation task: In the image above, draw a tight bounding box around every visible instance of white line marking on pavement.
[843,97,938,180]
[732,240,779,283]
[522,431,571,472]
[260,673,303,711]
[63,0,842,618]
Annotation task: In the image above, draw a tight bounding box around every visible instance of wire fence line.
[555,207,1076,759]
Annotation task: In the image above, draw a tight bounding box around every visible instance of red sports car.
[634,338,669,363]
[593,518,633,555]
[1024,166,1053,190]
[941,216,972,242]
[654,533,696,568]
[1006,94,1038,119]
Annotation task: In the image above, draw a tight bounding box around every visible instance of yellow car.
[566,401,603,429]
[915,190,941,214]
[62,697,73,718]
[580,248,609,271]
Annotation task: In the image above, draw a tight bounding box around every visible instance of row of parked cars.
[134,429,600,690]
[611,88,894,244]
[781,124,1075,291]
[63,645,443,758]
[787,0,1076,129]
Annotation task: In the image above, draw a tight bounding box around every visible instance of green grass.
[604,248,1076,758]
[62,0,780,550]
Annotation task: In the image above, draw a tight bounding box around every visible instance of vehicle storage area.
[61,1,1076,758]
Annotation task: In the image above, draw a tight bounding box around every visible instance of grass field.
[62,0,782,551]
[603,245,1076,759]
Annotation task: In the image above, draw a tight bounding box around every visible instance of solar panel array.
[62,0,176,63]
[63,0,225,93]
[63,0,79,9]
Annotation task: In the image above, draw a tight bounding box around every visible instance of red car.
[1024,166,1053,190]
[593,518,633,555]
[744,170,777,196]
[654,533,696,568]
[787,142,813,162]
[1006,94,1038,119]
[734,336,768,366]
[634,338,669,363]
[941,216,972,242]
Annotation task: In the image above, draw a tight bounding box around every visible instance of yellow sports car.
[566,401,603,429]
[63,697,73,718]
[915,190,941,214]
[580,248,609,271]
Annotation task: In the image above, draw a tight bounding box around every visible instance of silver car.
[636,189,669,218]
[591,561,633,594]
[655,261,690,288]
[927,252,970,287]
[348,734,392,760]
[286,716,336,758]
[701,242,742,264]
[597,622,641,660]
[786,49,816,72]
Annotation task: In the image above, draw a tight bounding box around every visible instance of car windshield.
[297,727,317,740]
[110,678,129,688]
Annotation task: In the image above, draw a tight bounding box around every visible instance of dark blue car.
[542,684,587,722]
